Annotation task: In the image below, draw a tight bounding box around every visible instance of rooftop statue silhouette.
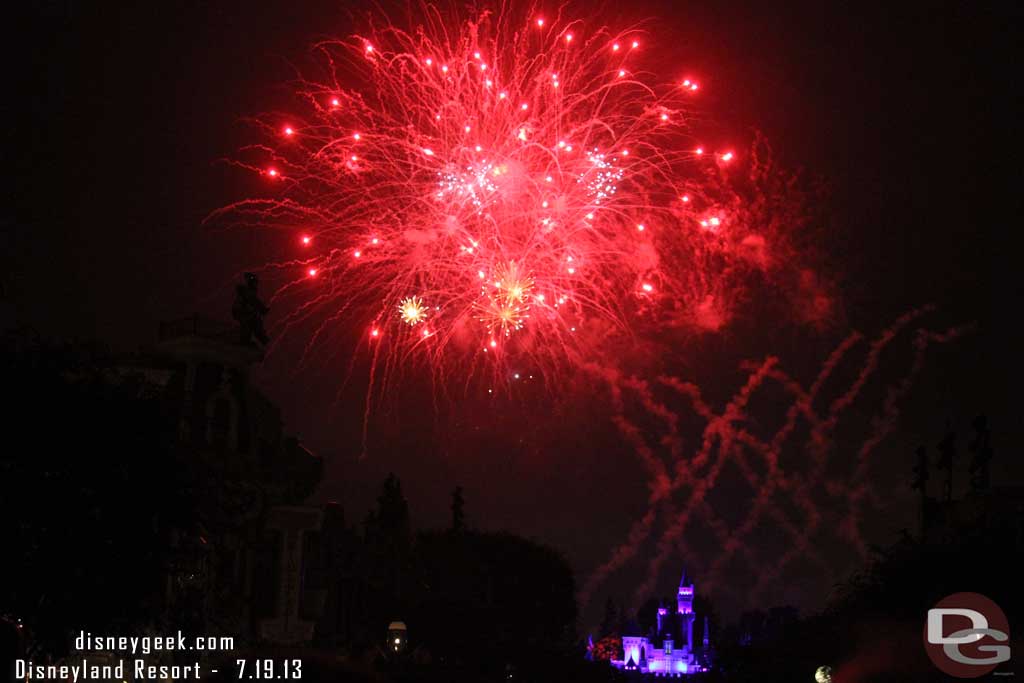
[232,272,269,346]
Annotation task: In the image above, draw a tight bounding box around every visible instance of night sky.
[3,0,1021,623]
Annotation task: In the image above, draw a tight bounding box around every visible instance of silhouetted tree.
[935,422,957,501]
[599,597,621,638]
[969,415,994,492]
[410,528,577,677]
[0,334,198,655]
[912,444,931,535]
[636,596,662,635]
[375,473,411,537]
[591,635,622,662]
[911,445,929,493]
[450,485,465,532]
[364,473,412,603]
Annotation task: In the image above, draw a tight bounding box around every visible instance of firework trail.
[213,4,821,398]
[579,309,971,610]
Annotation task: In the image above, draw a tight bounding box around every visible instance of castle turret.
[677,568,694,615]
[677,569,696,651]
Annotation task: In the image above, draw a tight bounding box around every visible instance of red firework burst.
[214,4,817,389]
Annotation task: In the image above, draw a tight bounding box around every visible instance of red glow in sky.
[216,5,823,394]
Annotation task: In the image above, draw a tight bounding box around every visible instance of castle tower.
[677,569,696,651]
[677,568,694,615]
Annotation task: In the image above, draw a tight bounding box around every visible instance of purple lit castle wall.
[608,570,711,676]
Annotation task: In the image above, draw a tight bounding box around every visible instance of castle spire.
[703,616,710,647]
[677,566,694,615]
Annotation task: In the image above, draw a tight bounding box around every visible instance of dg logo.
[925,592,1011,678]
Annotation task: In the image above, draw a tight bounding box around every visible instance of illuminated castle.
[610,570,710,676]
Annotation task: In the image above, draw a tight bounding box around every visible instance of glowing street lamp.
[387,621,408,654]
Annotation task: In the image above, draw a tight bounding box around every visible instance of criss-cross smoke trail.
[580,307,971,610]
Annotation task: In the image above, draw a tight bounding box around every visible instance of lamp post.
[387,621,408,654]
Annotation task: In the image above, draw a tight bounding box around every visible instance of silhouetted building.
[737,605,799,646]
[920,485,1024,549]
[134,315,324,644]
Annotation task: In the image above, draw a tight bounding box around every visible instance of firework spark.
[399,295,428,325]
[476,295,528,337]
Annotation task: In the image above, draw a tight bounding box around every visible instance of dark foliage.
[0,333,199,653]
[712,492,1022,682]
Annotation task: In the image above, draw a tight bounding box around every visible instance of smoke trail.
[582,309,970,614]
